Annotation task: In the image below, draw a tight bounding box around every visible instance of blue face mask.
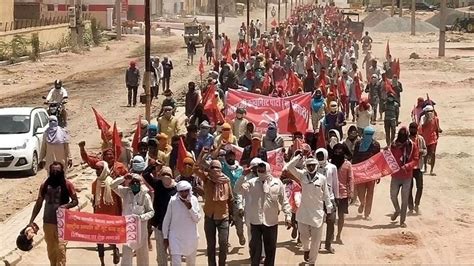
[131,183,141,193]
[266,128,277,140]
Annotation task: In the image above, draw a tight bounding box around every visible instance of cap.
[236,108,246,114]
[252,132,262,140]
[200,121,211,128]
[423,105,434,112]
[250,157,264,167]
[157,133,168,140]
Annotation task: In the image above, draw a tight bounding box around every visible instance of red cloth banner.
[225,90,311,134]
[230,145,284,177]
[57,209,140,245]
[352,150,400,185]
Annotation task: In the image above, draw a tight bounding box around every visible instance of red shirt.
[336,160,353,199]
[419,117,439,146]
[390,141,419,179]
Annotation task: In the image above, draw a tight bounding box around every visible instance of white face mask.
[330,106,337,112]
[236,114,244,119]
[318,159,327,167]
[166,96,172,100]
[329,136,338,149]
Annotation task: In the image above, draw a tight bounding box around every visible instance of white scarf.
[94,161,114,208]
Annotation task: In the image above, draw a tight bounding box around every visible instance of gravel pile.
[426,8,469,27]
[362,11,390,27]
[372,17,438,33]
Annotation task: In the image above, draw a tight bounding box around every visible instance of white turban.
[176,180,192,192]
[423,105,434,112]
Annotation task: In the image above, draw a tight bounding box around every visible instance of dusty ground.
[1,3,474,265]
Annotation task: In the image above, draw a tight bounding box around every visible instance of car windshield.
[185,26,199,34]
[0,115,31,134]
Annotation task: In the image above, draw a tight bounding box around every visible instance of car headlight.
[12,140,29,150]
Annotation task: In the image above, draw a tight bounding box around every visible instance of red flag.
[198,57,205,76]
[262,73,272,95]
[201,83,216,106]
[92,107,111,142]
[306,54,313,70]
[395,58,401,77]
[354,76,362,103]
[287,101,298,133]
[319,76,327,96]
[337,77,347,98]
[176,137,188,173]
[316,46,325,66]
[383,77,396,96]
[287,71,303,95]
[204,91,225,126]
[316,122,326,149]
[385,40,391,61]
[271,19,277,27]
[111,122,122,159]
[131,116,142,154]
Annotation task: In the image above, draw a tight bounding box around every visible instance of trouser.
[350,101,358,119]
[246,221,265,257]
[341,95,349,117]
[408,169,423,210]
[153,227,168,266]
[171,250,197,266]
[384,119,397,146]
[151,86,159,99]
[311,109,324,132]
[188,53,194,64]
[232,203,245,239]
[97,244,117,258]
[59,108,67,127]
[44,223,67,266]
[390,178,412,224]
[206,52,213,64]
[298,223,323,264]
[356,180,375,217]
[121,244,149,266]
[370,102,378,122]
[204,216,229,266]
[249,224,278,266]
[162,77,171,91]
[256,29,261,38]
[324,202,336,249]
[127,85,138,106]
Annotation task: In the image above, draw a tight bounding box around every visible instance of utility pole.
[215,0,219,60]
[115,0,121,40]
[144,0,151,121]
[438,0,446,56]
[285,0,287,19]
[278,0,281,24]
[247,0,250,43]
[391,0,395,16]
[290,0,293,14]
[410,0,415,35]
[193,0,196,16]
[265,0,268,31]
[399,0,402,17]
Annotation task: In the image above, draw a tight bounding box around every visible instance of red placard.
[225,90,311,134]
[57,209,140,245]
[352,150,400,185]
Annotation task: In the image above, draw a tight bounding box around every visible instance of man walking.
[408,122,427,214]
[187,41,197,65]
[162,57,173,91]
[237,162,291,266]
[419,105,442,176]
[29,162,79,266]
[389,127,419,228]
[285,155,332,264]
[125,61,140,107]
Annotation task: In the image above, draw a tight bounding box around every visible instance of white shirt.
[295,58,306,76]
[46,87,68,103]
[316,162,339,200]
[162,194,201,256]
[285,155,333,228]
[355,105,373,129]
[236,176,291,226]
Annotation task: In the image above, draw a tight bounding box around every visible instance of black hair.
[41,162,70,205]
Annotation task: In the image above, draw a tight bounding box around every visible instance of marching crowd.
[23,3,443,266]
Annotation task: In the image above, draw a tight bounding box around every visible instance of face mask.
[397,133,408,143]
[307,166,317,174]
[131,183,141,194]
[266,129,277,140]
[183,166,193,177]
[226,159,235,165]
[258,172,268,180]
[200,128,210,136]
[329,136,338,149]
[236,114,244,119]
[330,106,337,112]
[49,120,58,128]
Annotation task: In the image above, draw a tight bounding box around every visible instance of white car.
[0,107,49,176]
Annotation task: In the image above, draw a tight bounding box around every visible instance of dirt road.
[2,7,474,265]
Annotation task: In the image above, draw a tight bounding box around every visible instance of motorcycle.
[42,96,67,127]
[362,42,372,54]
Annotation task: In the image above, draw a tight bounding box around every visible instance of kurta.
[162,195,202,256]
[40,135,70,172]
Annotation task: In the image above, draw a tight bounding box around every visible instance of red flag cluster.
[92,107,122,158]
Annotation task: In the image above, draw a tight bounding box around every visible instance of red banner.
[225,90,311,134]
[353,150,400,185]
[230,145,285,177]
[57,209,140,245]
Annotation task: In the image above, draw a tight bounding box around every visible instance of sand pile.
[372,17,438,33]
[426,8,469,27]
[362,11,390,27]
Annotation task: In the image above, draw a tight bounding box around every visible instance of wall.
[14,2,43,20]
[0,0,15,31]
[0,23,70,51]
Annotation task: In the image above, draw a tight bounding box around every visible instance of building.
[1,0,15,31]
